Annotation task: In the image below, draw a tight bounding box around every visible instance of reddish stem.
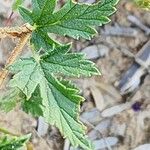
[5,11,14,26]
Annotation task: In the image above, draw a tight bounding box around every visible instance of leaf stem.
[5,11,14,26]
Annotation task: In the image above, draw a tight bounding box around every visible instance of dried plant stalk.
[0,33,31,89]
[0,23,32,38]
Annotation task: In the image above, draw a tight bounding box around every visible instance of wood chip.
[133,144,150,150]
[90,86,105,111]
[96,82,122,101]
[37,117,49,136]
[128,15,150,35]
[63,139,70,150]
[101,102,133,117]
[102,25,139,37]
[93,137,118,150]
[80,108,101,125]
[119,41,150,94]
[88,119,111,140]
[82,45,109,59]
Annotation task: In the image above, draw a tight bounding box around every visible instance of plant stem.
[5,11,14,26]
[0,32,31,89]
[0,126,19,136]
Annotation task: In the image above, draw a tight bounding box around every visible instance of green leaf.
[9,54,94,149]
[19,0,59,51]
[134,0,150,10]
[18,7,34,25]
[0,134,31,150]
[32,0,56,20]
[39,73,93,150]
[9,45,99,100]
[12,0,23,11]
[2,0,119,149]
[22,87,44,117]
[42,0,118,39]
[31,29,60,51]
[0,88,21,112]
[40,44,100,77]
[19,0,119,50]
[9,58,43,100]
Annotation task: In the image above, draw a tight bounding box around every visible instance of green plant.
[134,0,150,10]
[0,127,31,150]
[0,0,119,149]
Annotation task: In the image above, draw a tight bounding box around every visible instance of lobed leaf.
[2,0,120,149]
[19,0,119,51]
[40,44,100,77]
[39,73,93,150]
[8,55,94,149]
[9,45,99,100]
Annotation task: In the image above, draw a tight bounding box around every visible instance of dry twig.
[0,24,33,89]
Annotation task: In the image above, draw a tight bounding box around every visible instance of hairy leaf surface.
[9,58,43,99]
[9,46,99,99]
[0,88,21,112]
[39,74,93,149]
[19,0,119,50]
[9,53,94,149]
[41,45,100,77]
[22,87,44,117]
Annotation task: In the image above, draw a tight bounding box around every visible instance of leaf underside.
[8,47,95,149]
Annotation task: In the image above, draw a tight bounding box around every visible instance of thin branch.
[0,26,32,89]
[5,11,14,26]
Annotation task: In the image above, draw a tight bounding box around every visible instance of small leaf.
[9,45,99,99]
[41,44,100,77]
[19,0,119,51]
[9,58,43,100]
[0,88,21,112]
[22,87,44,117]
[12,0,23,11]
[0,134,31,150]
